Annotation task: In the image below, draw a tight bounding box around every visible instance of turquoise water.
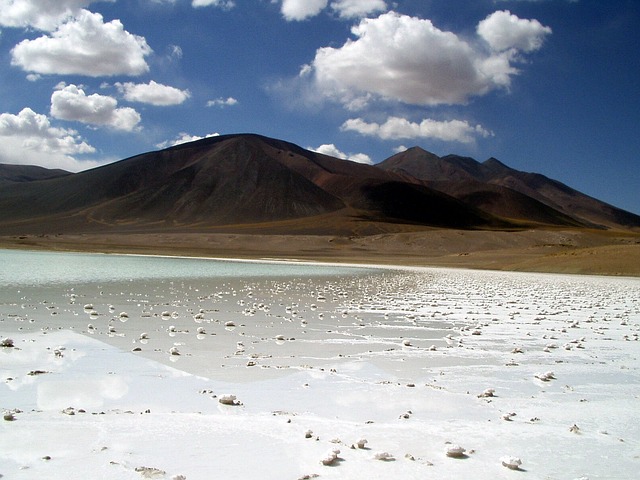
[0,249,374,287]
[0,249,388,378]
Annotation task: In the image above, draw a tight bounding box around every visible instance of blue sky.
[0,0,638,215]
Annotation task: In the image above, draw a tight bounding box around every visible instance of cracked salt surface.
[1,250,639,479]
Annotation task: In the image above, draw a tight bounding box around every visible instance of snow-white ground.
[1,261,639,479]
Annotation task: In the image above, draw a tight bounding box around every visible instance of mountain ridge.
[1,133,638,235]
[0,164,70,184]
[379,147,640,230]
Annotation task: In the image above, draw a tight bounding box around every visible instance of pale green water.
[0,249,374,287]
[0,249,391,380]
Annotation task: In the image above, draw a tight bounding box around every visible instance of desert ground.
[1,227,639,276]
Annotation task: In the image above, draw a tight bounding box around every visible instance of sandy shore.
[2,254,639,479]
[1,227,639,276]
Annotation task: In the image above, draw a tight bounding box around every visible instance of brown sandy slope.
[1,228,639,277]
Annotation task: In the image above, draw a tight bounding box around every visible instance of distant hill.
[0,164,70,184]
[0,135,638,235]
[379,147,640,229]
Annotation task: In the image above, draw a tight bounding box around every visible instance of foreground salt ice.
[1,258,639,479]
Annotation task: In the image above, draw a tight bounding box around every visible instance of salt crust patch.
[1,266,639,479]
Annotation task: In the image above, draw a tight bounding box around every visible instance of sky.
[0,0,638,215]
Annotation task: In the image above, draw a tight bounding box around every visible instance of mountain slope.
[379,147,640,229]
[2,134,636,235]
[481,159,640,229]
[0,134,498,234]
[0,164,70,184]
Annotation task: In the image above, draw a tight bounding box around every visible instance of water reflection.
[37,376,129,410]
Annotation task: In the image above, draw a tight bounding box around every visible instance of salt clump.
[134,466,166,478]
[535,371,556,382]
[355,438,368,449]
[321,448,340,466]
[478,388,495,398]
[218,394,241,406]
[1,338,14,348]
[446,445,466,458]
[374,451,394,461]
[500,456,522,470]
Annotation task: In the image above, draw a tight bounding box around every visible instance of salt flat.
[1,251,639,479]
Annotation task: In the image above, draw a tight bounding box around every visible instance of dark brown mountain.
[0,164,70,184]
[0,134,501,235]
[1,135,637,236]
[379,147,640,230]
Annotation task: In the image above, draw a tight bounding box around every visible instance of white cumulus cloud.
[281,0,328,21]
[310,143,373,164]
[115,81,191,106]
[392,145,408,154]
[330,0,387,19]
[279,0,385,20]
[0,107,102,171]
[51,84,141,131]
[206,97,238,107]
[477,10,552,52]
[11,9,152,77]
[192,0,235,8]
[156,132,220,149]
[341,117,493,144]
[0,0,110,31]
[307,11,550,107]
